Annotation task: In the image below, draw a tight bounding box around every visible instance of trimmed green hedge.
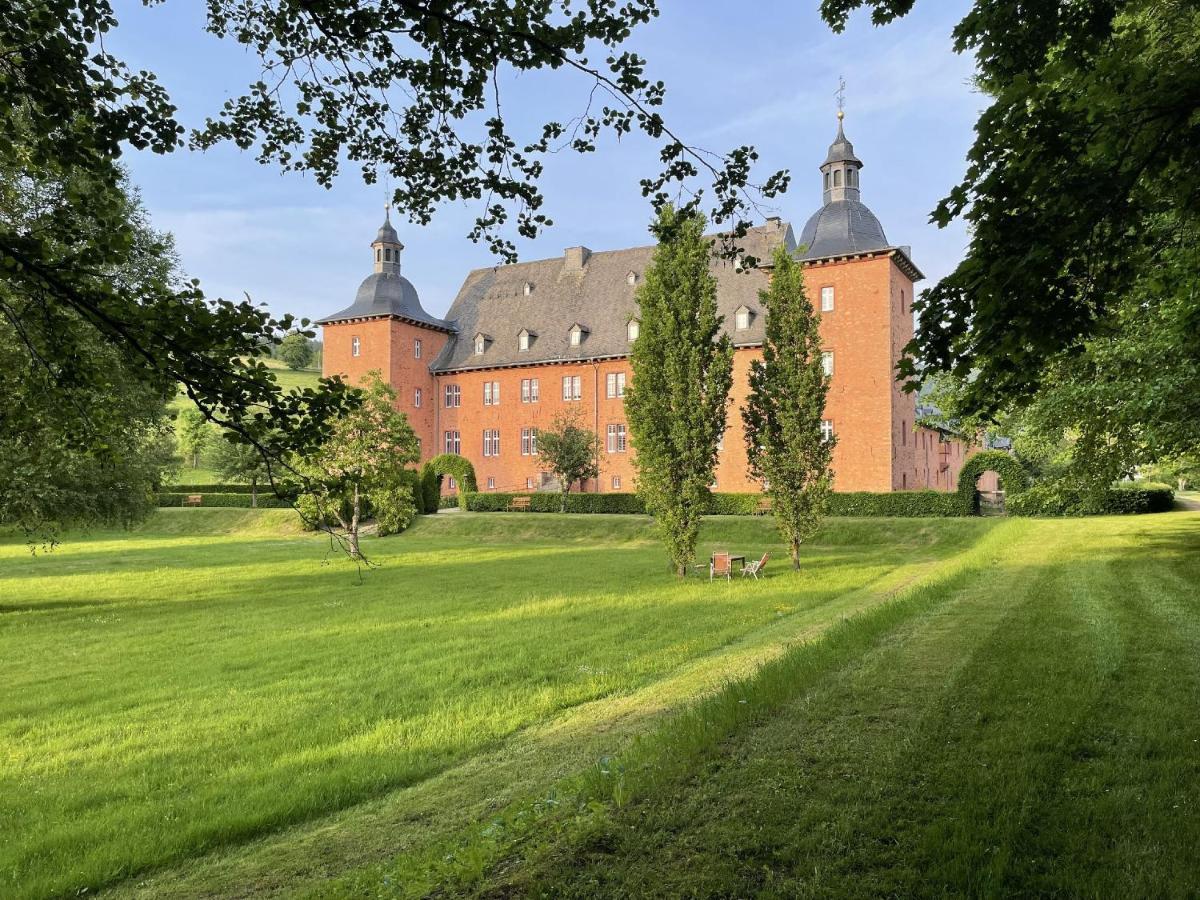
[462,490,968,517]
[956,450,1031,514]
[170,483,255,494]
[157,493,293,509]
[828,491,968,517]
[1008,481,1174,516]
[463,492,647,514]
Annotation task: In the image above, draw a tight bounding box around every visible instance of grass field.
[3,508,1197,898]
[1,510,987,898]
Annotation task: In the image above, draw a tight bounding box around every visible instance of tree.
[294,373,420,559]
[625,206,733,576]
[278,332,314,370]
[537,412,601,512]
[820,1,1200,429]
[210,433,271,507]
[177,407,212,470]
[742,247,834,570]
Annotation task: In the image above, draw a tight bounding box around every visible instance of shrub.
[169,483,300,499]
[462,491,967,517]
[157,493,293,509]
[826,491,969,517]
[419,464,440,513]
[1009,481,1174,516]
[372,481,419,535]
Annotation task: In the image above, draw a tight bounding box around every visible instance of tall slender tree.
[743,246,834,570]
[625,206,733,576]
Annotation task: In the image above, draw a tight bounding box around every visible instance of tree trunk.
[192,451,200,468]
[676,561,687,578]
[560,485,569,513]
[790,538,801,570]
[348,482,361,559]
[250,479,258,509]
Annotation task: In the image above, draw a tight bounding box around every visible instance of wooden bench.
[183,494,203,507]
[754,497,772,516]
[508,496,532,512]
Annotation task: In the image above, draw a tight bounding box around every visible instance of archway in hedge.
[956,450,1031,515]
[421,454,478,512]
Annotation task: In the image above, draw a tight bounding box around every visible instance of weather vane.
[835,76,846,120]
[383,171,392,219]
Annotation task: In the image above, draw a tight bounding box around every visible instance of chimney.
[765,216,781,228]
[563,246,591,272]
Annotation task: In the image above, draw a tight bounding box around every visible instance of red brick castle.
[318,115,975,494]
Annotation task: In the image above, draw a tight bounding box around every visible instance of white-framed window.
[821,286,835,312]
[483,429,501,457]
[820,420,834,443]
[612,475,622,490]
[606,372,626,399]
[414,338,422,359]
[351,336,361,357]
[569,325,585,347]
[735,306,751,330]
[822,351,834,377]
[562,375,581,401]
[523,281,533,296]
[606,423,627,453]
[483,381,499,406]
[414,387,422,408]
[627,318,640,342]
[448,476,457,490]
[474,334,486,355]
[444,430,461,454]
[526,477,535,490]
[627,271,638,286]
[519,331,530,352]
[487,476,496,490]
[444,384,461,408]
[521,378,539,403]
[521,427,539,456]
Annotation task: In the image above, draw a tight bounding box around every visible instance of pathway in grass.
[473,511,1200,898]
[0,511,991,899]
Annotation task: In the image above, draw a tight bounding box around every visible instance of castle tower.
[798,112,925,491]
[316,215,455,461]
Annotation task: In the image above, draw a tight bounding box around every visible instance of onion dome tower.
[798,111,890,259]
[315,210,448,330]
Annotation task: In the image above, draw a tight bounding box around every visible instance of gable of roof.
[430,221,796,373]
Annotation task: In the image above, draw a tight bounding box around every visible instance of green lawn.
[5,509,1197,899]
[457,510,1200,898]
[0,510,987,899]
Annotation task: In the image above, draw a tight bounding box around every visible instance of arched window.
[375,248,381,262]
[833,170,842,187]
[824,172,831,190]
[847,168,856,187]
[384,248,392,262]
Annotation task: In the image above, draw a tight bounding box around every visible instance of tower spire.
[371,208,404,275]
[820,80,862,206]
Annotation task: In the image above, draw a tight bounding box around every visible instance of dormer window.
[518,328,537,352]
[474,332,489,355]
[569,323,588,347]
[734,305,752,331]
[523,281,534,296]
[627,318,640,342]
[626,271,638,286]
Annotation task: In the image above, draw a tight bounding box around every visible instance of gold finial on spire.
[835,75,846,120]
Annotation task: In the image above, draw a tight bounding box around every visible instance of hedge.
[956,450,1032,514]
[169,483,300,499]
[157,492,294,509]
[463,492,647,514]
[1008,481,1174,517]
[462,490,968,517]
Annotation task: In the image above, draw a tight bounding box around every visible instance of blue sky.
[110,1,982,324]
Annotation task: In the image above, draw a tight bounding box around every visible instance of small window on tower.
[414,388,422,408]
[822,351,834,377]
[833,170,842,187]
[414,338,422,359]
[351,336,361,357]
[821,420,834,443]
[824,172,831,190]
[384,248,392,262]
[376,249,381,262]
[821,286,835,312]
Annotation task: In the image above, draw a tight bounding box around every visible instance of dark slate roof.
[798,199,889,259]
[430,221,795,373]
[316,271,452,331]
[823,119,862,167]
[376,217,401,245]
